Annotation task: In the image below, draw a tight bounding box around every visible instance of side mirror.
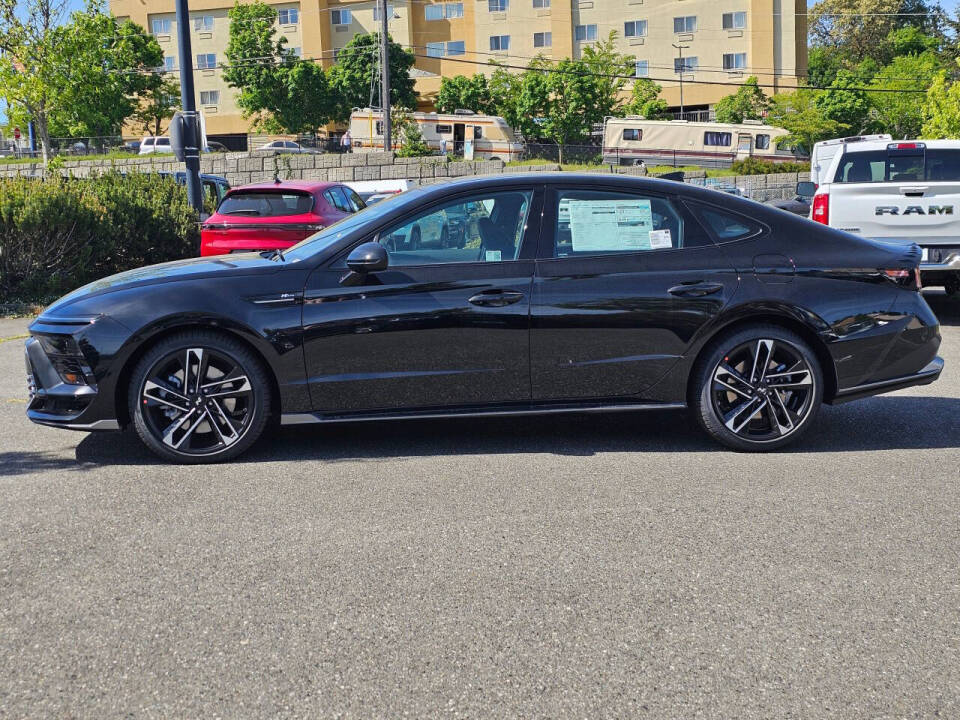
[346,242,388,273]
[796,181,816,198]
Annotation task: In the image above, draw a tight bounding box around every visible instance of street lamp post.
[672,42,690,118]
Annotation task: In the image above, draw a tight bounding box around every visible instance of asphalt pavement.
[1,294,959,718]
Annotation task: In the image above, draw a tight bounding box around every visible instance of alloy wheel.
[140,347,256,456]
[710,338,815,443]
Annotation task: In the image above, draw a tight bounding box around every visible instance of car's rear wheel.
[128,331,271,463]
[692,325,823,451]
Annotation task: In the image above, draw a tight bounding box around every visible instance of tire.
[945,274,960,298]
[691,324,823,452]
[128,330,272,463]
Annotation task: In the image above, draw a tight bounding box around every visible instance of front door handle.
[468,289,525,307]
[668,281,724,297]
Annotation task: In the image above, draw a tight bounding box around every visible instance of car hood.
[44,253,285,314]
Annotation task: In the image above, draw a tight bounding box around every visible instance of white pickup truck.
[811,139,960,296]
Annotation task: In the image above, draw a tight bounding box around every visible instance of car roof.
[233,180,342,192]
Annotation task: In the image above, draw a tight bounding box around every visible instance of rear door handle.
[668,281,724,297]
[468,289,525,307]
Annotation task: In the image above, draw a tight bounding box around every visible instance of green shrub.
[0,171,199,302]
[730,157,810,175]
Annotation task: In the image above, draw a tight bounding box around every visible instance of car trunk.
[205,189,321,247]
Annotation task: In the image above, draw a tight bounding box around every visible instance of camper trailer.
[602,118,802,168]
[349,109,524,161]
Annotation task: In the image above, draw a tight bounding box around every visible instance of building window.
[489,35,510,51]
[674,56,697,73]
[425,4,443,20]
[373,4,394,20]
[200,90,219,105]
[723,52,747,70]
[533,31,552,47]
[428,40,466,57]
[755,134,770,149]
[193,15,214,32]
[634,60,648,77]
[533,0,550,7]
[488,0,508,11]
[196,53,217,69]
[289,46,302,57]
[446,40,465,55]
[151,18,171,35]
[704,131,732,146]
[332,48,341,60]
[673,15,697,33]
[164,56,176,71]
[436,124,453,134]
[278,8,299,24]
[722,11,746,29]
[331,9,351,25]
[624,20,647,37]
[445,3,464,18]
[574,24,597,42]
[623,128,642,141]
[426,41,445,57]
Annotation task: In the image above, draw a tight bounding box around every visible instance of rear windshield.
[217,191,313,216]
[833,148,960,183]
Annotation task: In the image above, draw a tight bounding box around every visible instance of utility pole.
[672,43,690,118]
[379,0,391,152]
[174,0,203,213]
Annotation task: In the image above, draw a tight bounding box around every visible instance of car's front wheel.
[128,331,271,463]
[692,325,823,451]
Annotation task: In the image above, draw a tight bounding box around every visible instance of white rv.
[602,118,803,168]
[349,109,524,161]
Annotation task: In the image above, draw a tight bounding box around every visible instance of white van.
[809,134,891,186]
[139,136,173,155]
[811,139,960,295]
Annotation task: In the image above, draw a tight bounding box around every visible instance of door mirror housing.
[346,242,389,273]
[796,181,816,198]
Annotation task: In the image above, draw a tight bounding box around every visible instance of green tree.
[816,70,870,132]
[807,46,843,87]
[132,77,181,137]
[713,76,768,123]
[223,1,333,134]
[921,61,960,138]
[578,31,633,120]
[623,78,669,118]
[867,52,940,137]
[393,109,431,157]
[435,74,493,114]
[767,88,843,153]
[540,58,603,163]
[328,32,417,122]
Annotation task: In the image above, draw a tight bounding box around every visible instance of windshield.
[283,189,422,262]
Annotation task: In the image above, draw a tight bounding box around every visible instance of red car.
[200,180,366,256]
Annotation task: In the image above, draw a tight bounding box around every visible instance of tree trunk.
[35,114,51,165]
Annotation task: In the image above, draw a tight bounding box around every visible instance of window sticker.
[485,250,502,262]
[649,229,672,248]
[568,199,655,251]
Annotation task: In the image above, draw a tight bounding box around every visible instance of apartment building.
[111,0,807,145]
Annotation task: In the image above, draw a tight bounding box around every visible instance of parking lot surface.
[1,294,959,718]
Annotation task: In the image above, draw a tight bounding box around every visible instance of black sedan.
[25,174,943,463]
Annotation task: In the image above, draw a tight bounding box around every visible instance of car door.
[301,185,543,414]
[531,184,739,401]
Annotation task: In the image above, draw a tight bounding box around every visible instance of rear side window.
[325,187,352,212]
[217,191,313,216]
[691,203,762,242]
[755,134,770,150]
[623,128,642,141]
[343,186,366,212]
[834,148,960,183]
[704,132,732,147]
[156,138,170,146]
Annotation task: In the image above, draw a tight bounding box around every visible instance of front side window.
[473,126,483,139]
[623,128,642,141]
[723,52,747,70]
[534,31,552,47]
[704,131,731,146]
[634,60,648,77]
[490,35,510,51]
[574,24,597,42]
[193,15,214,31]
[554,190,707,256]
[278,8,299,24]
[673,15,697,33]
[196,53,217,69]
[378,191,532,266]
[151,18,172,34]
[722,11,747,29]
[675,56,698,73]
[218,191,313,217]
[755,134,770,150]
[624,20,647,37]
[331,9,351,25]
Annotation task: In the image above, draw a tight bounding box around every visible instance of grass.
[0,150,141,165]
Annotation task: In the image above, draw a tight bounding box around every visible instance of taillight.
[883,268,922,291]
[811,193,829,224]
